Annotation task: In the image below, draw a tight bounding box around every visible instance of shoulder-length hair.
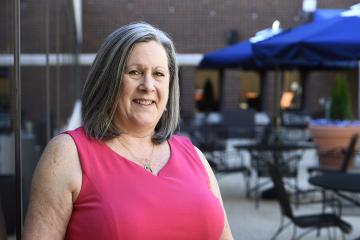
[81,22,179,144]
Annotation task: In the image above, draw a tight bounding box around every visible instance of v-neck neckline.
[101,138,173,177]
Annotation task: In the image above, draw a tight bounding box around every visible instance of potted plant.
[309,73,360,169]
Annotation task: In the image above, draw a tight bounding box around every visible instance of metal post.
[219,69,224,111]
[55,1,61,131]
[45,1,51,141]
[14,0,23,237]
[259,71,266,112]
[274,67,282,141]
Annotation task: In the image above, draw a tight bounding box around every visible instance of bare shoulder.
[45,133,77,157]
[23,133,82,240]
[37,133,81,197]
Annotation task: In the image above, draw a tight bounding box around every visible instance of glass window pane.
[0,0,16,238]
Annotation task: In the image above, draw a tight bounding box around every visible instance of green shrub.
[329,73,353,121]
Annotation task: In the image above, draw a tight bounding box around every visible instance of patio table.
[234,141,315,206]
[235,142,315,156]
[234,141,315,169]
[309,173,360,206]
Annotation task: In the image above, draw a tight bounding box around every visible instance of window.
[239,71,261,111]
[195,70,220,112]
[281,70,302,110]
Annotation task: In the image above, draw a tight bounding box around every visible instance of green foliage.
[329,73,353,120]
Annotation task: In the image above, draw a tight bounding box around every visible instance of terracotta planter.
[309,124,360,169]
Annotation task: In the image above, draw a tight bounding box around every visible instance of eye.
[128,70,143,79]
[129,70,141,75]
[154,71,165,77]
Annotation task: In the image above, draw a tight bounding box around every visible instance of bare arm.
[23,134,82,240]
[195,147,234,240]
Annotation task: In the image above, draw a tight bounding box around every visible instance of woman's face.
[115,41,170,133]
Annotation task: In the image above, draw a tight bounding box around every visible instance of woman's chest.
[69,171,224,240]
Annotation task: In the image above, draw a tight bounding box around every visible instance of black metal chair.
[188,122,251,178]
[247,125,303,208]
[221,109,256,139]
[280,111,311,143]
[267,161,352,240]
[249,149,302,208]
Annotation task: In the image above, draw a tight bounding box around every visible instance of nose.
[139,73,155,91]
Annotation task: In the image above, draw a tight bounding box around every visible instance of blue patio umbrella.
[199,40,261,69]
[312,9,344,22]
[252,12,360,116]
[199,34,346,70]
[252,14,360,68]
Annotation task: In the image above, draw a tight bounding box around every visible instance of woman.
[23,22,233,240]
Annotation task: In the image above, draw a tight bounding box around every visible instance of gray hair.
[81,22,180,143]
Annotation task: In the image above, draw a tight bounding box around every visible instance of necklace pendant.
[144,164,153,173]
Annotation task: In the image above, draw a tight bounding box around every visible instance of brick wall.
[0,0,12,53]
[82,0,359,53]
[4,0,360,126]
[82,0,304,53]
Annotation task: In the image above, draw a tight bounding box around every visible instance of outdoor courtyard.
[219,148,360,239]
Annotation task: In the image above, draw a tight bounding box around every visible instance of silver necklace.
[117,139,155,173]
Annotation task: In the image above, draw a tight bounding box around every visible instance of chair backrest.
[222,109,256,138]
[281,111,310,128]
[340,134,358,172]
[260,124,273,144]
[194,123,227,152]
[266,161,294,220]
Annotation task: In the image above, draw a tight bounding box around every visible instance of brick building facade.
[81,0,360,121]
[2,0,359,130]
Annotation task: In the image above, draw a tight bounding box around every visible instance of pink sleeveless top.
[65,127,224,240]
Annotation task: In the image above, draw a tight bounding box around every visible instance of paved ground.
[220,149,360,240]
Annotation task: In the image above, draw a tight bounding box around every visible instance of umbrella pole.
[274,67,282,141]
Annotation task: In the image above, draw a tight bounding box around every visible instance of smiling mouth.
[133,99,155,106]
